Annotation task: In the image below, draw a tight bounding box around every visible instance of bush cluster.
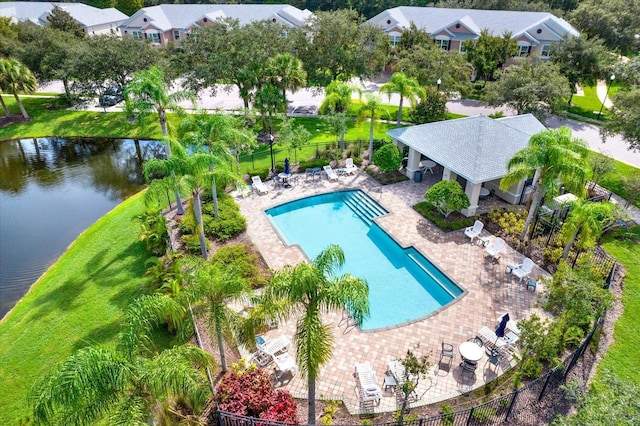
[487,207,525,236]
[216,367,298,423]
[179,192,247,242]
[211,244,268,288]
[134,208,168,256]
[413,202,474,231]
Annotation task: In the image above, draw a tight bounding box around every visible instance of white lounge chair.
[323,165,339,181]
[485,237,505,261]
[511,258,534,283]
[344,158,358,175]
[464,220,484,243]
[251,176,269,195]
[355,362,382,405]
[273,353,297,379]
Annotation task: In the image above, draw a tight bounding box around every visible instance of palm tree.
[30,295,214,425]
[254,83,286,133]
[500,127,589,242]
[125,66,195,215]
[379,72,425,127]
[178,111,253,217]
[267,53,307,101]
[254,245,369,425]
[0,58,37,119]
[319,80,360,150]
[357,94,388,162]
[561,200,615,259]
[144,139,218,259]
[181,255,250,372]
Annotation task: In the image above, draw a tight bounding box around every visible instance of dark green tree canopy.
[372,142,402,173]
[45,5,85,38]
[463,29,518,85]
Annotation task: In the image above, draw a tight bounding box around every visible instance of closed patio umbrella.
[284,158,290,175]
[496,313,509,338]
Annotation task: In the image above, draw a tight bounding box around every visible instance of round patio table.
[459,342,484,362]
[278,172,292,188]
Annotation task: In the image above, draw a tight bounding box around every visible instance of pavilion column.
[442,168,457,181]
[462,181,482,217]
[405,147,421,179]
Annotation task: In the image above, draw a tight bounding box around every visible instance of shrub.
[181,233,209,255]
[413,202,473,231]
[203,193,247,242]
[372,143,402,173]
[134,208,168,255]
[543,246,563,264]
[440,403,455,426]
[408,86,447,124]
[216,368,298,423]
[423,180,470,218]
[249,167,270,181]
[487,207,525,236]
[299,158,329,170]
[519,358,543,379]
[211,244,267,288]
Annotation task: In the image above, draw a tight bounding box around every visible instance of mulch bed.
[0,114,30,128]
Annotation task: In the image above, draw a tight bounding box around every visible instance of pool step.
[341,191,387,225]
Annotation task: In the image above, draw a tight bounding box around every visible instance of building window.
[280,30,288,38]
[173,30,180,41]
[541,44,551,58]
[435,38,449,50]
[459,41,466,52]
[389,35,401,47]
[147,33,160,44]
[132,30,142,40]
[517,44,530,57]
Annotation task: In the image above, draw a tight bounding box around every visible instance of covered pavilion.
[388,114,546,216]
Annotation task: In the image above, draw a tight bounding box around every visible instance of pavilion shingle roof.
[387,114,546,184]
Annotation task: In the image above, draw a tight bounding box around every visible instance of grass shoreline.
[0,192,153,424]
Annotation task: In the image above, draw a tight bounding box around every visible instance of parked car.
[98,87,124,107]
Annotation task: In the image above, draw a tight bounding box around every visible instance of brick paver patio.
[234,169,548,415]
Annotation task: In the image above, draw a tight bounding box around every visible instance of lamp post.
[436,78,442,91]
[597,74,615,120]
[268,133,275,174]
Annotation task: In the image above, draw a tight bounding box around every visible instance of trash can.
[414,170,423,182]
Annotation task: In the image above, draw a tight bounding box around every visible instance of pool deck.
[235,169,548,415]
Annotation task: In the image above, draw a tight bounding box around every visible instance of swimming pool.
[265,190,463,330]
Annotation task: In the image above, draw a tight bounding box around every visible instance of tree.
[181,255,250,372]
[500,127,589,242]
[45,5,84,39]
[423,180,470,218]
[570,0,640,56]
[396,44,473,97]
[178,111,252,217]
[464,29,518,85]
[588,152,615,189]
[144,140,216,259]
[395,350,430,426]
[550,36,607,105]
[254,83,286,133]
[621,172,640,209]
[357,94,388,161]
[601,88,640,152]
[267,53,307,101]
[0,58,36,119]
[277,118,311,163]
[560,200,615,259]
[251,245,369,425]
[319,80,360,149]
[484,58,570,120]
[289,9,387,86]
[372,142,402,173]
[30,295,214,425]
[379,72,425,127]
[125,66,195,215]
[408,86,448,124]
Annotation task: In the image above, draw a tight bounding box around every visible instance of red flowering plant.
[216,360,298,424]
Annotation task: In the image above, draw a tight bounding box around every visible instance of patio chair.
[323,165,339,181]
[484,352,501,373]
[484,237,505,261]
[235,182,252,198]
[511,258,534,283]
[354,362,382,405]
[251,176,269,195]
[273,353,297,380]
[438,342,454,369]
[344,158,358,175]
[467,336,484,347]
[258,335,291,358]
[477,326,509,353]
[464,220,484,243]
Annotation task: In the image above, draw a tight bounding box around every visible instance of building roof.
[368,7,578,43]
[0,2,128,28]
[387,114,546,184]
[119,4,312,32]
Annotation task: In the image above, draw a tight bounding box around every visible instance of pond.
[0,137,164,319]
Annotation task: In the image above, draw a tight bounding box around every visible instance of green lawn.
[0,193,165,424]
[566,85,618,121]
[597,227,640,386]
[593,154,640,208]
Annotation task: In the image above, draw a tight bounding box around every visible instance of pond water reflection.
[0,137,164,318]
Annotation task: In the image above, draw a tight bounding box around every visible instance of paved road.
[37,79,639,168]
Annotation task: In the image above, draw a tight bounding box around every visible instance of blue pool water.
[265,190,463,330]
